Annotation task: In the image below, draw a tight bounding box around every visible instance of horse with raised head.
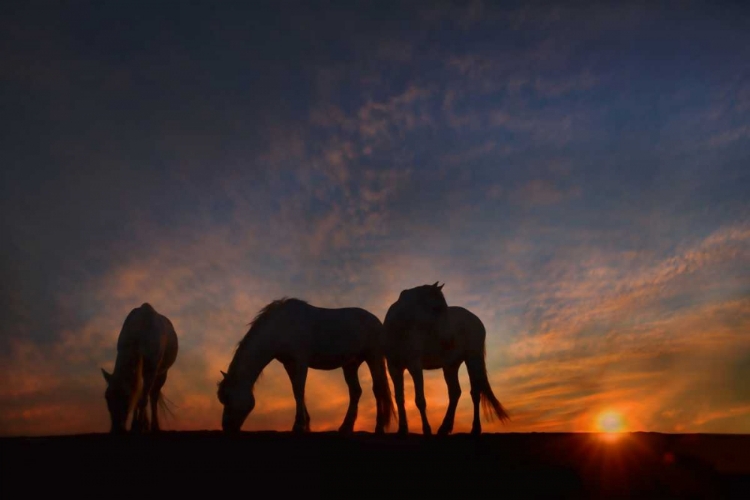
[217,297,396,434]
[101,302,179,433]
[384,283,509,435]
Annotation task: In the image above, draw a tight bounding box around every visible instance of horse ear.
[220,370,227,379]
[101,368,112,384]
[438,283,444,290]
[432,281,439,287]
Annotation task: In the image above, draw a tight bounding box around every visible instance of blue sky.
[1,1,749,435]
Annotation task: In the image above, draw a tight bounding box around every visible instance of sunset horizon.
[2,1,749,439]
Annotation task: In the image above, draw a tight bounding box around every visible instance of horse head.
[389,282,448,334]
[217,370,255,433]
[101,368,130,434]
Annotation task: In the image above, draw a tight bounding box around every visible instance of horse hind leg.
[338,362,362,434]
[132,364,158,434]
[149,371,168,432]
[466,354,509,436]
[437,363,462,436]
[466,358,483,435]
[131,400,148,434]
[130,406,140,433]
[367,356,394,434]
[130,390,147,434]
[283,361,310,433]
[388,362,408,435]
[407,362,432,436]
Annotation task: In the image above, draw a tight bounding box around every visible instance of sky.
[1,0,749,436]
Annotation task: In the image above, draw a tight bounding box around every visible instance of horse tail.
[157,391,177,423]
[373,356,397,429]
[476,345,510,424]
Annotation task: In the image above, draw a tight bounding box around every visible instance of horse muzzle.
[222,420,242,434]
[221,411,244,434]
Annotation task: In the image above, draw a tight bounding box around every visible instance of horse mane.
[234,297,308,355]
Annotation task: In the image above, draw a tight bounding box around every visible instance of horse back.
[442,306,486,349]
[311,305,381,337]
[303,305,383,353]
[416,306,486,368]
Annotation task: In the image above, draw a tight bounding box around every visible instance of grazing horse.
[101,303,179,433]
[217,297,396,434]
[384,283,509,435]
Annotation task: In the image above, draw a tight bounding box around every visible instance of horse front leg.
[407,361,432,436]
[284,361,310,433]
[388,361,408,435]
[339,362,362,434]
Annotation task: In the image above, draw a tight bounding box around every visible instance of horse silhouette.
[101,303,179,433]
[217,297,396,434]
[384,283,509,435]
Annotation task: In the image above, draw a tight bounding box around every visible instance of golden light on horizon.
[595,410,627,442]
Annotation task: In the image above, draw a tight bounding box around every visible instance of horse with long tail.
[383,283,509,435]
[217,297,396,434]
[101,302,179,433]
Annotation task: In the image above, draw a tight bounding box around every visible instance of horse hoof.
[338,425,354,435]
[437,426,451,436]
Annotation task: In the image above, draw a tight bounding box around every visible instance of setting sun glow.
[597,410,626,434]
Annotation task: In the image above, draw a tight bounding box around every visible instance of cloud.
[355,85,434,140]
[706,126,750,147]
[509,179,582,206]
[475,224,750,433]
[533,71,600,98]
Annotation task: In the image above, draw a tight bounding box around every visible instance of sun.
[596,410,626,434]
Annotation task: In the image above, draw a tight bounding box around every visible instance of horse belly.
[422,337,462,369]
[421,355,444,370]
[422,336,445,366]
[308,353,360,370]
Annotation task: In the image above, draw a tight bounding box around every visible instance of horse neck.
[229,332,275,390]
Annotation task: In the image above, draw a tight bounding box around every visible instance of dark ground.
[1,431,749,499]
